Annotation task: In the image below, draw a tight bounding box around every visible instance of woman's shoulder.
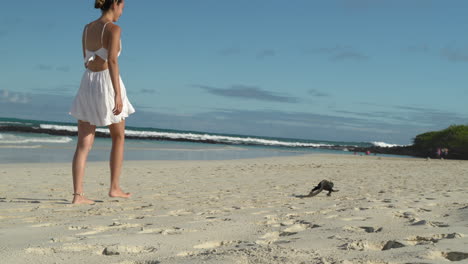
[85,20,98,27]
[83,21,98,31]
[105,23,121,38]
[106,22,121,32]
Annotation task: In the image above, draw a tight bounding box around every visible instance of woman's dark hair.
[95,0,123,12]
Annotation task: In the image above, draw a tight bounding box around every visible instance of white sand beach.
[0,154,467,263]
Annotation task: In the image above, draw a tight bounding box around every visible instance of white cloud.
[0,89,30,104]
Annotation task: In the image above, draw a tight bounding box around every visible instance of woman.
[69,0,135,204]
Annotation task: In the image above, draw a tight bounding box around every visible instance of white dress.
[70,22,135,126]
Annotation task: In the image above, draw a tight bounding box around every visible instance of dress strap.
[84,25,89,48]
[101,22,110,46]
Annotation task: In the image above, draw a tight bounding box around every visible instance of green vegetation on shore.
[413,125,468,160]
[354,125,468,160]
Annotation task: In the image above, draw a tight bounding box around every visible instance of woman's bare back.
[82,20,120,72]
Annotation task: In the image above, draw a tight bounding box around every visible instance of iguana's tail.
[306,185,324,197]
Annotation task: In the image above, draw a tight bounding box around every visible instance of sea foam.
[371,141,405,148]
[0,133,72,144]
[39,124,332,148]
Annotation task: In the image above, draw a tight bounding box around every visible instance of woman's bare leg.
[108,120,131,198]
[72,120,96,204]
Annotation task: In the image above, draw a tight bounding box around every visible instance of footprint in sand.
[26,243,99,255]
[340,216,368,221]
[251,210,271,215]
[417,208,432,212]
[256,219,317,245]
[50,236,81,243]
[196,209,223,216]
[75,223,141,236]
[343,226,383,233]
[138,227,164,234]
[31,223,55,228]
[280,220,295,226]
[280,224,308,236]
[193,240,231,249]
[442,252,468,261]
[338,240,382,251]
[76,228,106,236]
[280,220,319,235]
[102,245,157,255]
[339,240,405,251]
[410,219,449,227]
[256,215,280,227]
[285,213,300,219]
[406,233,463,245]
[68,225,89,230]
[59,243,98,253]
[139,227,184,235]
[25,247,56,255]
[168,209,193,216]
[394,211,419,222]
[353,207,370,211]
[265,215,280,225]
[177,251,200,257]
[283,224,307,232]
[197,216,232,223]
[161,227,184,235]
[255,231,280,245]
[325,214,339,219]
[394,211,428,225]
[381,240,406,250]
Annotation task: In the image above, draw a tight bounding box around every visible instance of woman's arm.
[82,25,87,68]
[107,24,123,115]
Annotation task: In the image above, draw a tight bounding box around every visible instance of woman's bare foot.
[72,194,95,205]
[109,188,131,198]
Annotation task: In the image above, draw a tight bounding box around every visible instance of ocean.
[0,117,406,163]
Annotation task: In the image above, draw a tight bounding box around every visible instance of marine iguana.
[296,180,339,198]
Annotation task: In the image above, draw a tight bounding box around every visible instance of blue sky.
[1,0,467,144]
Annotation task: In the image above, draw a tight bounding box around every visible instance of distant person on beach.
[436,148,441,159]
[69,0,135,204]
[442,148,449,159]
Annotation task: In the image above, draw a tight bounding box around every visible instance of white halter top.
[84,22,121,65]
